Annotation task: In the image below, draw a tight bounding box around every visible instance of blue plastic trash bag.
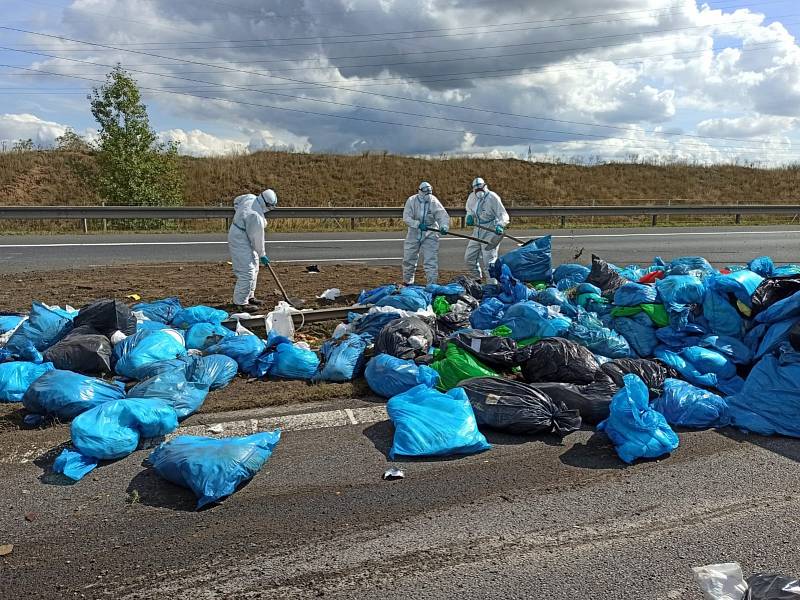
[613,314,657,358]
[132,355,197,381]
[709,270,763,307]
[577,282,602,296]
[666,256,715,276]
[137,320,170,333]
[470,298,505,330]
[500,301,571,341]
[748,256,774,277]
[727,345,800,438]
[653,379,730,428]
[5,302,73,356]
[128,369,209,420]
[425,283,465,297]
[654,348,718,388]
[597,374,679,464]
[568,311,630,358]
[387,384,490,459]
[149,430,281,509]
[132,297,182,324]
[618,264,645,281]
[0,361,54,403]
[698,334,753,365]
[496,263,529,305]
[744,323,768,353]
[113,329,187,379]
[0,315,23,334]
[364,354,439,398]
[493,235,552,283]
[537,287,578,317]
[53,447,99,481]
[681,346,737,380]
[754,318,796,360]
[716,375,745,396]
[205,335,266,376]
[71,398,178,460]
[375,286,431,311]
[193,355,238,390]
[613,283,657,307]
[655,323,706,349]
[754,290,800,325]
[184,322,233,351]
[23,370,125,420]
[656,275,705,309]
[553,263,589,289]
[256,342,320,380]
[357,284,397,305]
[315,333,368,382]
[703,290,744,339]
[171,305,229,329]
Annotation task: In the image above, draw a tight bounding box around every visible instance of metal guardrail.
[1,204,798,229]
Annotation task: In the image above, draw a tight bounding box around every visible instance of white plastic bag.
[316,288,341,301]
[266,301,296,339]
[692,563,747,600]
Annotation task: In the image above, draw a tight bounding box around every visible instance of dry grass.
[2,149,800,232]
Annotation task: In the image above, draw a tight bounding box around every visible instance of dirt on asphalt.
[0,262,461,430]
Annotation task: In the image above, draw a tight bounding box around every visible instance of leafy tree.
[55,128,90,152]
[88,65,183,212]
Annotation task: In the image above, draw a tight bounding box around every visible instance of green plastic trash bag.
[430,343,498,391]
[432,296,451,316]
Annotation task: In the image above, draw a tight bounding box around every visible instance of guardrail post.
[735,213,741,224]
[560,215,566,228]
[651,214,658,227]
[350,217,356,230]
[224,217,230,231]
[82,218,88,233]
[460,216,465,229]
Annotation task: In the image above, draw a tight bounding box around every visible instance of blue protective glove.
[439,225,448,235]
[495,225,505,235]
[260,255,270,266]
[465,215,475,227]
[418,222,428,231]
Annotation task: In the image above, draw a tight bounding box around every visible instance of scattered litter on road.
[306,264,320,273]
[692,562,800,599]
[0,544,13,557]
[383,467,405,480]
[316,288,341,301]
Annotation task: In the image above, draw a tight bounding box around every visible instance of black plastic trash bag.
[452,275,483,299]
[527,378,619,424]
[437,300,474,335]
[599,358,677,399]
[745,573,800,599]
[450,330,532,369]
[521,338,600,385]
[43,325,113,375]
[375,316,434,360]
[459,377,581,435]
[751,275,800,317]
[73,299,137,337]
[585,254,628,299]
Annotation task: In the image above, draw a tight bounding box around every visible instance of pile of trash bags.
[6,236,800,506]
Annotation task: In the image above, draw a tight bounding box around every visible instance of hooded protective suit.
[402,188,450,285]
[228,190,277,306]
[464,185,509,281]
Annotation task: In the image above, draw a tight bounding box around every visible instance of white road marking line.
[177,405,388,439]
[2,229,800,248]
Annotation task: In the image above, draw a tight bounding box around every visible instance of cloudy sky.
[2,0,800,163]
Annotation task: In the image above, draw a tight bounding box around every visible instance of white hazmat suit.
[228,190,277,306]
[464,184,509,281]
[402,185,450,285]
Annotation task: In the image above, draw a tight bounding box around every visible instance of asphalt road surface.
[1,399,798,599]
[2,225,800,272]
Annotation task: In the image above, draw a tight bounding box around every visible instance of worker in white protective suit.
[464,177,509,282]
[402,181,450,285]
[228,189,278,310]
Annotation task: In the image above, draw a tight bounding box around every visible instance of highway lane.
[1,399,799,598]
[1,225,800,272]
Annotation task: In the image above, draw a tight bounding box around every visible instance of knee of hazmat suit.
[402,182,450,284]
[228,190,278,304]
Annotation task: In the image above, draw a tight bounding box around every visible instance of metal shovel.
[265,262,305,308]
